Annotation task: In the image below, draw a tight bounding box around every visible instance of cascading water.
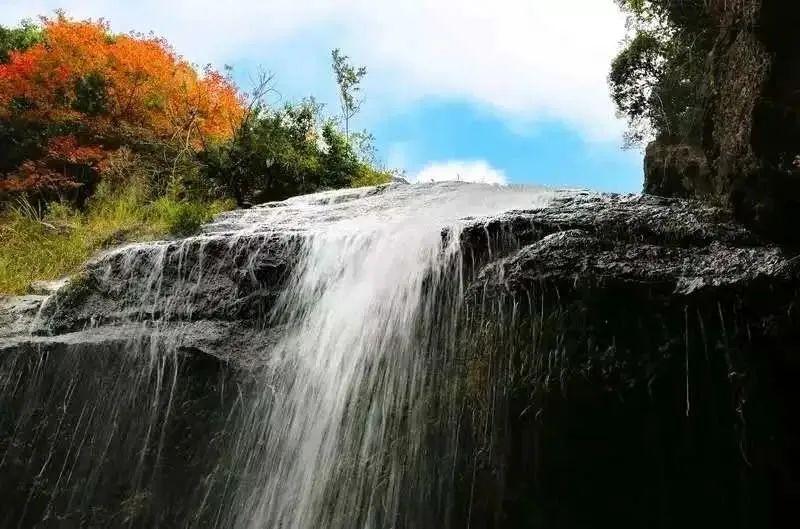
[1,182,553,529]
[217,182,553,529]
[4,182,795,529]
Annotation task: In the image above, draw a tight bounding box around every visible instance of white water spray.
[214,182,553,529]
[6,181,553,529]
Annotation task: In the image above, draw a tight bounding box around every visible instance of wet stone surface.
[1,185,799,529]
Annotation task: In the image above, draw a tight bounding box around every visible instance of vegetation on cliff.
[609,0,714,146]
[0,13,392,294]
[613,0,800,241]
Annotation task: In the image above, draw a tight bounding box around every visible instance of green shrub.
[0,20,43,63]
[149,196,232,236]
[201,101,390,204]
[350,164,392,188]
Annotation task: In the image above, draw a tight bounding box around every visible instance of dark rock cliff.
[644,0,800,242]
[2,191,799,528]
[460,193,800,528]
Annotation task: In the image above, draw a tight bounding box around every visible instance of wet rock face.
[0,232,297,370]
[39,233,297,336]
[468,192,787,294]
[0,342,240,529]
[2,189,800,528]
[462,192,800,528]
[704,0,800,241]
[644,142,713,199]
[644,0,800,242]
[0,228,297,528]
[0,295,47,341]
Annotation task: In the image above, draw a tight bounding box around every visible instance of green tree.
[72,72,109,116]
[331,48,367,141]
[202,99,343,204]
[609,0,713,146]
[201,98,392,204]
[0,20,43,63]
[321,122,359,189]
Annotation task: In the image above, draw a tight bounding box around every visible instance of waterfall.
[219,182,551,529]
[1,182,552,529]
[5,182,790,528]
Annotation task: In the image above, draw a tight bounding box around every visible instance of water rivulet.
[2,183,799,528]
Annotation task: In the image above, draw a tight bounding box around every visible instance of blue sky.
[0,0,642,192]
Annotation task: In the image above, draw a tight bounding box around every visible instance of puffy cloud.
[0,0,628,140]
[345,0,628,141]
[413,160,507,185]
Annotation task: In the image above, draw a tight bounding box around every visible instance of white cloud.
[414,160,507,185]
[0,0,628,141]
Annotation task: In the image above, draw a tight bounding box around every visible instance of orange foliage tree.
[0,13,244,198]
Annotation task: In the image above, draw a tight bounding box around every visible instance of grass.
[0,164,391,295]
[0,183,233,295]
[350,165,393,188]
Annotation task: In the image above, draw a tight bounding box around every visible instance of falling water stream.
[218,182,552,529]
[1,182,554,529]
[3,180,793,529]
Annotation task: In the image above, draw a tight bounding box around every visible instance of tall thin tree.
[331,48,367,142]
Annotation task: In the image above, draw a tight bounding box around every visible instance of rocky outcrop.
[703,0,800,241]
[644,142,712,199]
[0,230,298,527]
[644,0,800,242]
[0,337,240,529]
[460,193,800,528]
[2,190,799,528]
